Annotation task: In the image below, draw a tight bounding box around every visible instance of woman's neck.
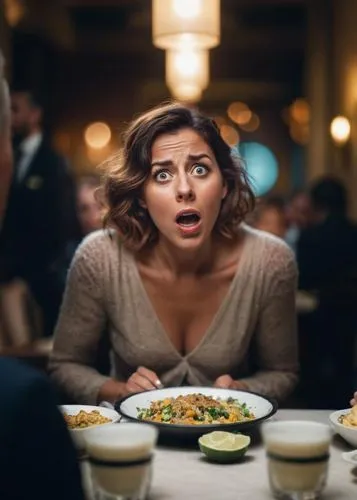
[155,238,216,277]
[138,233,241,279]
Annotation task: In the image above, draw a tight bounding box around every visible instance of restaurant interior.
[1,1,357,497]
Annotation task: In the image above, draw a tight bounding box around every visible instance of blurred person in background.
[250,195,287,239]
[0,86,78,338]
[0,52,11,228]
[0,176,102,347]
[297,176,357,408]
[51,174,103,294]
[285,189,312,253]
[0,49,84,500]
[76,175,103,236]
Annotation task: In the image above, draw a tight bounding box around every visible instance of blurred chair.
[0,279,43,346]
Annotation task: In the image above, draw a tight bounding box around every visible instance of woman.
[49,102,299,405]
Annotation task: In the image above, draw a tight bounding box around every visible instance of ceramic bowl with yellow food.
[329,406,357,447]
[60,404,120,450]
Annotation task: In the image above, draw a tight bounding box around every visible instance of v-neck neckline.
[123,228,252,361]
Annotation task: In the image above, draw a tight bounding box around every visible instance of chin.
[172,231,208,250]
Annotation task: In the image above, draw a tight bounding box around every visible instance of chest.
[138,267,237,355]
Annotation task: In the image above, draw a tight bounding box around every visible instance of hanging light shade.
[152,0,220,49]
[169,83,203,103]
[166,48,209,92]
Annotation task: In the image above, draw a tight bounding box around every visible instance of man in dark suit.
[0,88,79,337]
[0,358,85,500]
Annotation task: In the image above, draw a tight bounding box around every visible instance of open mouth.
[176,212,201,227]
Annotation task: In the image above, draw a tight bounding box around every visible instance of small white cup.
[84,423,158,500]
[261,420,332,500]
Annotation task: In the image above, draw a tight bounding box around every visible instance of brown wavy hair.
[102,101,255,250]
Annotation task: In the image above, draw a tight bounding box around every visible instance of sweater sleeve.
[49,233,111,404]
[240,238,299,401]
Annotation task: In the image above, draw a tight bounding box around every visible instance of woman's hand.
[97,367,163,404]
[126,366,163,394]
[350,392,357,406]
[213,374,248,391]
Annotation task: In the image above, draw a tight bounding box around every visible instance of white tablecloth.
[81,410,357,499]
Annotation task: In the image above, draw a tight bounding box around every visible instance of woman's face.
[143,128,227,250]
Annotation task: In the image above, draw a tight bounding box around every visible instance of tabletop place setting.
[59,386,357,500]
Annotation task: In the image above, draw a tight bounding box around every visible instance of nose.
[175,173,195,202]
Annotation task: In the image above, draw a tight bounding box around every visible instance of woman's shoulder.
[76,229,117,254]
[71,229,124,272]
[242,224,297,277]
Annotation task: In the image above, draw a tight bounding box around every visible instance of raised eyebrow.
[187,153,212,163]
[151,160,173,168]
[151,153,212,168]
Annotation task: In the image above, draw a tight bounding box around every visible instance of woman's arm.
[49,234,124,404]
[239,241,299,401]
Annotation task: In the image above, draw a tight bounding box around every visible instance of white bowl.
[60,404,120,450]
[329,409,357,447]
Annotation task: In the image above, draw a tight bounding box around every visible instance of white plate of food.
[115,387,277,438]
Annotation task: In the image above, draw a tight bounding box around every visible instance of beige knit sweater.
[49,225,299,404]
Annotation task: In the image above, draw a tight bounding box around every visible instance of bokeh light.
[220,124,239,147]
[84,122,111,149]
[4,0,25,27]
[239,141,279,196]
[239,113,260,132]
[290,98,310,125]
[330,116,351,145]
[290,122,310,146]
[283,97,311,145]
[227,101,249,124]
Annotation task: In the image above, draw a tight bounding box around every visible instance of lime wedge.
[198,431,250,463]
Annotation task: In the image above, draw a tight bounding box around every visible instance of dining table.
[80,409,357,499]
